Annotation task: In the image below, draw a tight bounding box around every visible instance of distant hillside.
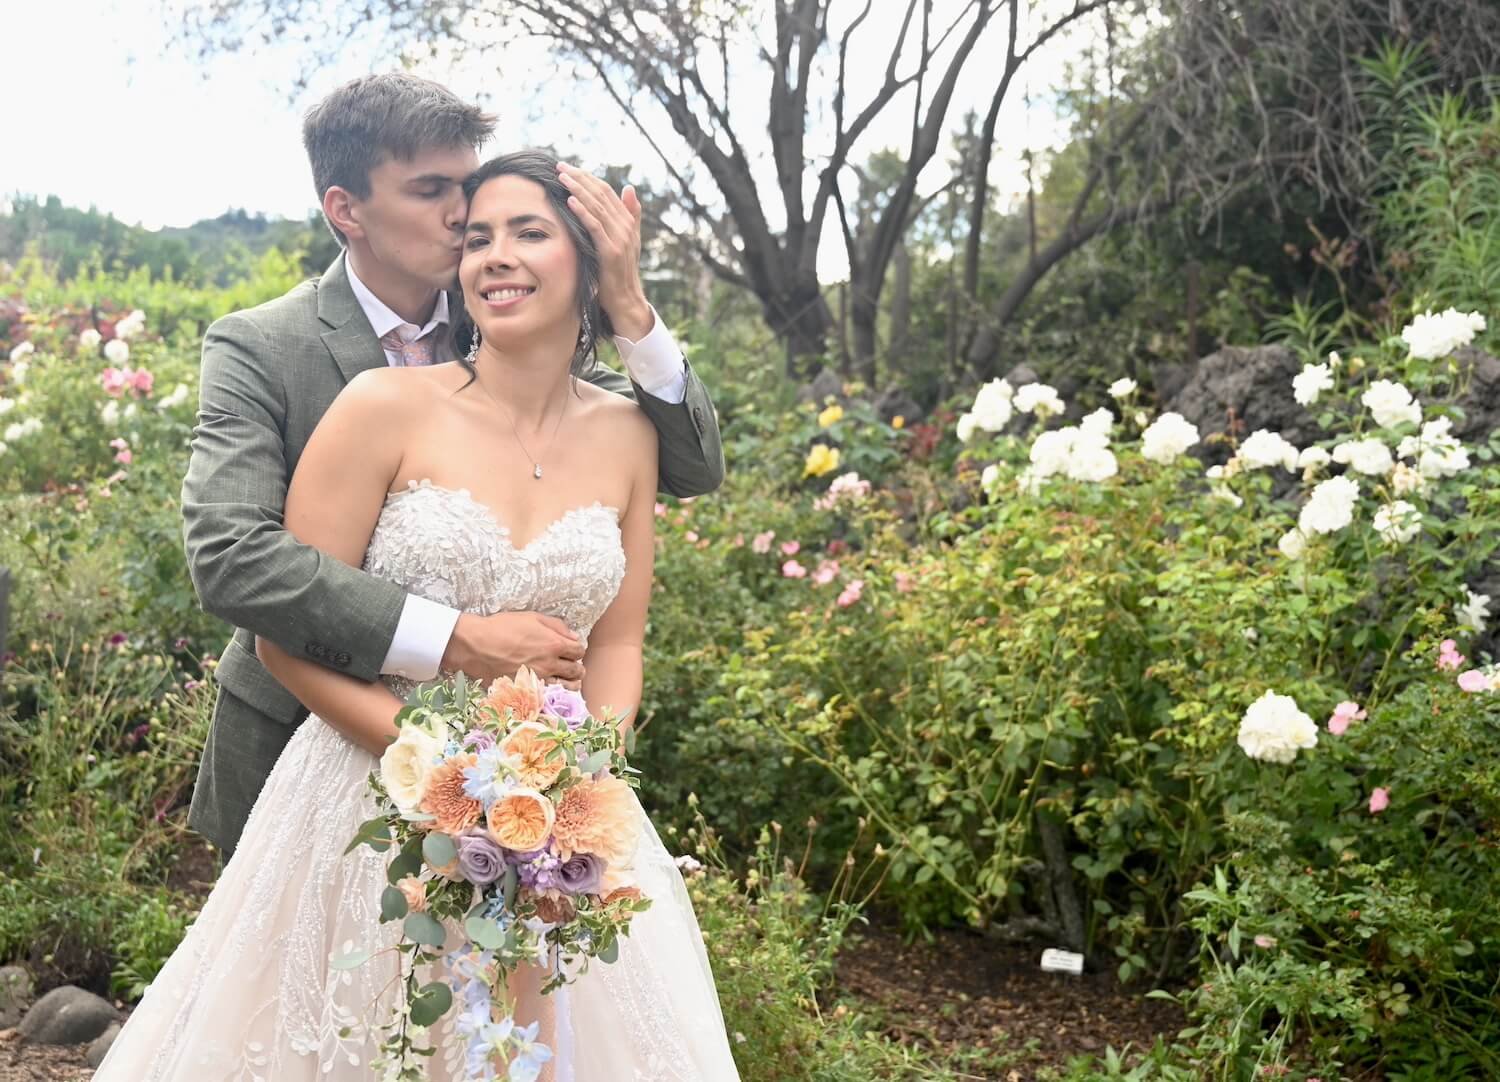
[0,196,339,285]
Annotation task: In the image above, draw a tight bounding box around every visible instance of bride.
[94,151,741,1081]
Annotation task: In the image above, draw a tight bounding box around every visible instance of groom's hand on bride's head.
[556,162,652,341]
[443,611,586,687]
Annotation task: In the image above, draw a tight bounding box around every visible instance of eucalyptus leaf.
[423,831,458,870]
[345,816,391,856]
[330,946,374,970]
[387,836,423,885]
[403,911,447,947]
[598,935,619,964]
[408,980,453,1028]
[381,884,410,922]
[502,864,519,908]
[579,747,611,775]
[465,915,507,950]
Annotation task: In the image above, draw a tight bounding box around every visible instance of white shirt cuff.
[612,305,688,404]
[380,594,461,680]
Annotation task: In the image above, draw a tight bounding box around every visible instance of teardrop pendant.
[533,464,543,480]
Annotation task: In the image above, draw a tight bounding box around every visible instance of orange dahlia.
[552,774,638,865]
[482,666,543,726]
[417,753,482,835]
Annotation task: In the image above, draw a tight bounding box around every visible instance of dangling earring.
[578,310,593,346]
[466,326,480,365]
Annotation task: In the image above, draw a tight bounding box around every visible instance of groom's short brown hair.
[302,73,496,244]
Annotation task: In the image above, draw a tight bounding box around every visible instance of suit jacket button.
[691,406,705,434]
[304,642,323,658]
[334,652,351,668]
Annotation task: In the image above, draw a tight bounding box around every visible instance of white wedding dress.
[95,481,741,1081]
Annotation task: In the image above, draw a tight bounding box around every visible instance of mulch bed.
[0,1029,93,1081]
[835,920,1186,1079]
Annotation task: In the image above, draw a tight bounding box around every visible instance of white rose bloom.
[1278,528,1307,560]
[1066,440,1118,483]
[980,462,1001,491]
[1400,308,1486,360]
[1327,351,1342,369]
[1028,427,1077,479]
[1361,379,1422,429]
[1458,588,1491,635]
[1015,466,1042,497]
[378,725,445,815]
[956,412,978,443]
[1296,446,1332,471]
[156,383,192,411]
[971,379,1014,432]
[99,401,121,426]
[9,361,27,385]
[9,341,34,362]
[1239,429,1300,471]
[0,441,7,456]
[1209,482,1243,508]
[1292,363,1334,407]
[1372,500,1422,545]
[1014,382,1065,418]
[1080,407,1114,440]
[114,309,147,341]
[1133,410,1148,427]
[1389,462,1429,497]
[103,338,130,364]
[1331,438,1394,476]
[1108,377,1138,399]
[1298,475,1360,535]
[1237,689,1318,764]
[79,328,102,350]
[1140,412,1200,463]
[0,398,13,416]
[1397,417,1469,479]
[4,418,41,442]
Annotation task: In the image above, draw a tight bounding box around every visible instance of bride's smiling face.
[459,175,582,353]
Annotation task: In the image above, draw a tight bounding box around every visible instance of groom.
[182,73,724,856]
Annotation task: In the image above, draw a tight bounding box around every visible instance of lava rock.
[18,985,121,1045]
[0,965,33,1029]
[1161,344,1315,460]
[86,1022,123,1068]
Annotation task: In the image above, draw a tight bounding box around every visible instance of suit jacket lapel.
[317,253,387,385]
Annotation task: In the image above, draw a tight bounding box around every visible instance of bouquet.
[340,667,649,1081]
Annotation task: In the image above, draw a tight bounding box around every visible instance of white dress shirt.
[342,259,689,680]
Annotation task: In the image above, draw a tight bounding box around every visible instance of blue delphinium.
[507,1020,553,1082]
[462,745,517,809]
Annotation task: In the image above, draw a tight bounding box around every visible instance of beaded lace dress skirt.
[94,482,741,1081]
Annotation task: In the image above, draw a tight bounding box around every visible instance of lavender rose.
[456,830,507,886]
[541,684,589,730]
[556,852,605,895]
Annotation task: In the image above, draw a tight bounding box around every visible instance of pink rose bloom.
[115,448,133,465]
[1437,641,1465,670]
[1368,787,1390,814]
[751,531,775,554]
[836,579,864,608]
[1253,935,1277,949]
[732,533,744,547]
[654,502,667,517]
[1326,700,1366,735]
[109,437,132,465]
[780,540,801,556]
[781,559,807,579]
[811,560,840,586]
[131,367,154,394]
[1457,670,1488,693]
[100,367,129,397]
[684,531,699,543]
[894,571,915,594]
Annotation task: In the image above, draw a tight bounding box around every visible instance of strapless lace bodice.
[364,481,627,686]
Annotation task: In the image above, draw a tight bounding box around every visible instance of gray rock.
[86,1022,123,1068]
[1450,347,1500,443]
[1162,344,1316,462]
[0,965,33,1029]
[18,986,121,1045]
[874,386,923,426]
[797,366,845,406]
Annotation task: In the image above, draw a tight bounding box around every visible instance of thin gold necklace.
[477,374,569,481]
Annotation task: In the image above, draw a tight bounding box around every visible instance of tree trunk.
[887,239,913,372]
[848,273,879,388]
[762,281,834,378]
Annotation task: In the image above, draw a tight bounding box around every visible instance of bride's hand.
[556,162,652,341]
[443,611,586,688]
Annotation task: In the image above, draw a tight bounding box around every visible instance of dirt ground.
[835,921,1185,1079]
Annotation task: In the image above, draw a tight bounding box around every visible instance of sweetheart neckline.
[383,479,620,554]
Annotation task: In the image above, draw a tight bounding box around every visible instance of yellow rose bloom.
[892,415,905,429]
[804,444,841,478]
[817,404,844,428]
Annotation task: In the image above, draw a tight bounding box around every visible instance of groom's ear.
[323,186,364,243]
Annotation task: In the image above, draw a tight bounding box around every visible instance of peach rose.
[418,753,482,835]
[397,876,428,913]
[552,773,639,866]
[603,885,645,914]
[486,787,555,852]
[482,666,543,725]
[499,722,565,790]
[526,889,577,925]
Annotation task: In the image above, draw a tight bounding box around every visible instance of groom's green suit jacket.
[182,253,724,854]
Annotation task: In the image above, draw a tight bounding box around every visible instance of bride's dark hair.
[451,149,609,382]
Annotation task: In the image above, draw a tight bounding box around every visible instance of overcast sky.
[5,1,1102,279]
